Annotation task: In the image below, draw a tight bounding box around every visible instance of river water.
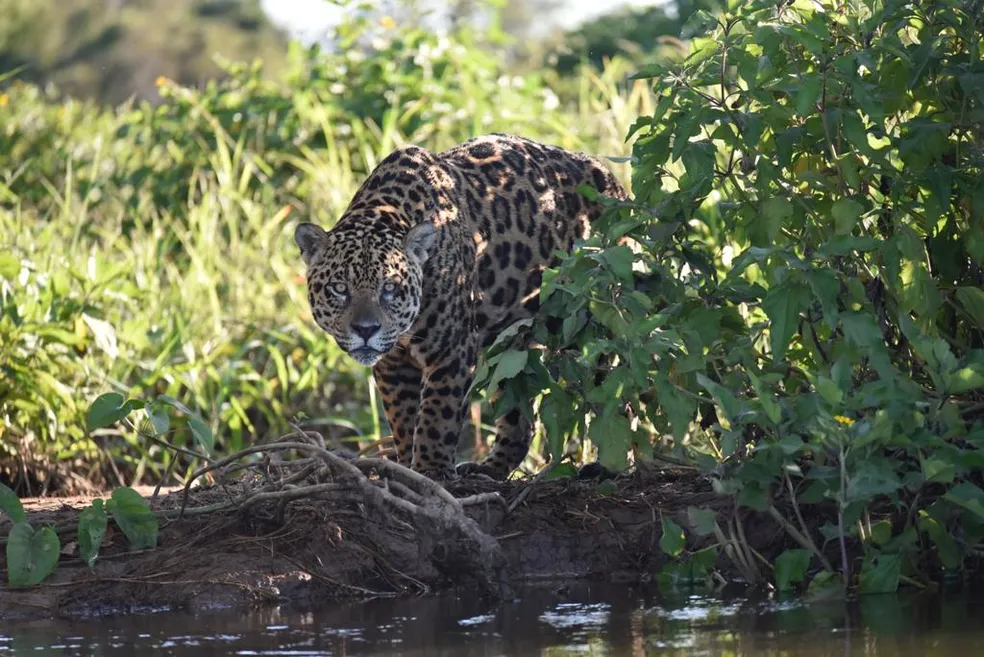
[2,582,982,656]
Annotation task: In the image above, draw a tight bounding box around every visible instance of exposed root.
[166,429,510,597]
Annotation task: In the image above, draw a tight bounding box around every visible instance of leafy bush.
[478,0,984,589]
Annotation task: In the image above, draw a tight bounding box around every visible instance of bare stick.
[783,472,835,572]
[767,506,835,573]
[458,492,507,509]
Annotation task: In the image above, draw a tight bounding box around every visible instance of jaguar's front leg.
[372,348,422,467]
[411,342,476,479]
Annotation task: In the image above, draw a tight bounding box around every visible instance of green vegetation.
[0,8,644,493]
[2,0,983,595]
[481,0,984,591]
[2,479,158,587]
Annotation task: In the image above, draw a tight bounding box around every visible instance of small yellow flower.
[834,415,855,426]
[380,15,396,29]
[155,76,169,88]
[0,94,8,107]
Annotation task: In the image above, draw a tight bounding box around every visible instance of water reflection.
[2,582,982,656]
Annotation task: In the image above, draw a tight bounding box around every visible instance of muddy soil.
[0,466,787,621]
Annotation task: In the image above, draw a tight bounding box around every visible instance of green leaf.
[681,8,719,38]
[831,198,864,236]
[955,287,984,329]
[468,358,492,396]
[659,517,686,557]
[671,112,700,162]
[590,408,632,472]
[157,394,195,416]
[858,553,902,595]
[78,499,108,568]
[543,462,579,480]
[816,376,843,406]
[807,570,843,600]
[0,483,26,523]
[805,269,840,329]
[867,519,892,547]
[597,245,635,282]
[846,458,902,503]
[146,404,170,436]
[944,482,984,522]
[575,183,600,201]
[841,111,874,157]
[107,488,158,551]
[188,416,214,454]
[486,349,529,395]
[36,326,84,347]
[947,364,984,394]
[680,139,716,189]
[762,279,811,363]
[794,73,822,115]
[562,311,587,345]
[695,373,745,428]
[917,513,961,570]
[840,311,882,350]
[761,197,793,244]
[6,522,60,588]
[747,370,781,425]
[86,393,143,432]
[819,236,882,257]
[655,375,696,440]
[0,253,20,280]
[774,548,812,592]
[586,368,630,405]
[729,245,775,276]
[831,356,853,392]
[484,318,533,355]
[921,457,955,484]
[686,506,718,537]
[737,482,770,511]
[837,154,861,190]
[540,389,576,461]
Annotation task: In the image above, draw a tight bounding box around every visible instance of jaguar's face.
[294,220,436,366]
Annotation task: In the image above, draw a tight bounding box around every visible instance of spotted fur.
[295,134,627,479]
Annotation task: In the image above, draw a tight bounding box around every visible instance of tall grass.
[0,27,650,493]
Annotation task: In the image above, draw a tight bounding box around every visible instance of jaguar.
[294,134,626,479]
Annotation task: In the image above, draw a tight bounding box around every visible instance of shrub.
[478,0,984,588]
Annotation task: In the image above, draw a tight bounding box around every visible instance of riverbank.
[3,454,973,623]
[1,465,741,620]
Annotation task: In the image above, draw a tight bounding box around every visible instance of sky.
[261,0,664,42]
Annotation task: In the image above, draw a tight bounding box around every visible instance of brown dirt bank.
[1,462,773,621]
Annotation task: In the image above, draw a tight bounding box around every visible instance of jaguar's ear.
[405,221,437,264]
[294,222,329,265]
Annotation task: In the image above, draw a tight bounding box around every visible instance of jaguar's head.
[294,220,436,366]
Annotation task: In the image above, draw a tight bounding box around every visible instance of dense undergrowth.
[2,0,983,594]
[476,0,984,590]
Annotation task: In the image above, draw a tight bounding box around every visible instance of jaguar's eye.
[330,282,349,297]
[381,281,399,296]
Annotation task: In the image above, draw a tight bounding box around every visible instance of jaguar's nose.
[351,318,381,341]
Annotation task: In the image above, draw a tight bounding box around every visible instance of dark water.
[3,582,983,656]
